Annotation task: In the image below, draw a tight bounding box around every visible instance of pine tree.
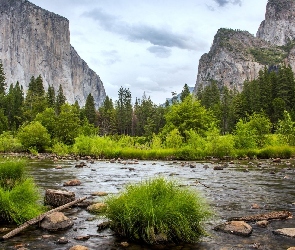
[0,62,6,96]
[55,84,66,115]
[98,96,117,135]
[85,93,96,125]
[116,87,132,135]
[47,85,55,108]
[180,83,191,102]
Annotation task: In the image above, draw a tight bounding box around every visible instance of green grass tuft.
[104,177,212,244]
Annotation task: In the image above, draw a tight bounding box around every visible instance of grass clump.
[0,159,44,224]
[104,177,212,245]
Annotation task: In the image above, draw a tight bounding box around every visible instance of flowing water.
[1,158,295,250]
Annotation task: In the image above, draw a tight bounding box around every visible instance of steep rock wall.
[0,0,105,108]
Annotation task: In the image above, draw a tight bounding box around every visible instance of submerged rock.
[214,221,252,236]
[63,179,81,186]
[40,212,74,231]
[87,203,107,214]
[229,211,292,222]
[69,245,89,250]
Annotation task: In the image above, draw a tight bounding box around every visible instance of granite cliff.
[0,0,106,108]
[194,0,295,93]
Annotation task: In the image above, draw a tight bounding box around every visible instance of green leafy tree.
[17,121,51,152]
[54,104,80,145]
[35,108,57,138]
[84,93,96,125]
[0,109,8,134]
[163,95,216,139]
[165,128,183,148]
[276,110,295,145]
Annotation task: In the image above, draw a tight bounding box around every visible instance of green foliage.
[51,142,70,156]
[165,128,183,149]
[54,104,80,145]
[0,159,43,224]
[17,121,51,152]
[276,110,295,145]
[84,93,97,125]
[0,61,6,95]
[0,132,23,153]
[104,177,212,244]
[249,47,287,65]
[55,84,66,115]
[180,84,191,102]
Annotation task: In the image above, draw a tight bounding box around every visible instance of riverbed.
[1,158,295,250]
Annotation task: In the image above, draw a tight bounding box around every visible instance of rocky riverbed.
[1,155,295,249]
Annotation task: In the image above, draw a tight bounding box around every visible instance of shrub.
[17,121,51,152]
[104,177,212,244]
[0,132,23,153]
[51,142,70,156]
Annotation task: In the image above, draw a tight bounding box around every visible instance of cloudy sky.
[30,0,268,104]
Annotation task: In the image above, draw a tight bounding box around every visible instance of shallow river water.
[1,158,295,250]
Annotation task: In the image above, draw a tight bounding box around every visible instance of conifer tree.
[47,85,55,108]
[84,93,96,125]
[98,96,117,135]
[180,83,191,102]
[55,84,66,115]
[0,62,6,96]
[116,87,132,135]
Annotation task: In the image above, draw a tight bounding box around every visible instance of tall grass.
[0,159,44,224]
[104,177,212,244]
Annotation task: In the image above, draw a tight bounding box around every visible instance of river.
[1,158,295,250]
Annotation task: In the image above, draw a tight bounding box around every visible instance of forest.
[1,62,295,160]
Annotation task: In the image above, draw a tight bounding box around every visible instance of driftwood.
[1,196,87,240]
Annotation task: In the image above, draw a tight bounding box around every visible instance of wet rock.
[91,191,108,197]
[75,162,87,168]
[87,203,107,214]
[69,245,89,250]
[40,212,74,231]
[56,237,69,244]
[42,234,55,239]
[0,227,10,233]
[63,179,81,186]
[273,228,295,238]
[214,221,252,236]
[203,164,209,169]
[74,235,90,241]
[44,189,75,207]
[120,242,129,247]
[256,220,268,228]
[97,221,110,231]
[75,200,93,208]
[55,165,62,169]
[213,166,224,170]
[229,211,292,222]
[287,247,295,250]
[273,158,281,163]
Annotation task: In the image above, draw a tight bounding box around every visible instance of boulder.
[273,228,295,238]
[229,211,292,222]
[287,248,295,250]
[214,221,253,236]
[87,203,107,214]
[63,179,81,186]
[44,189,75,207]
[69,245,89,250]
[256,220,268,228]
[40,212,74,231]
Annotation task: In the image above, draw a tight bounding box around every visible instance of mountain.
[0,0,106,108]
[194,0,295,93]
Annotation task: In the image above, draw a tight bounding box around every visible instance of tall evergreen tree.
[55,84,66,115]
[180,83,191,102]
[98,96,117,135]
[0,62,6,109]
[47,85,56,108]
[84,93,96,125]
[116,87,132,135]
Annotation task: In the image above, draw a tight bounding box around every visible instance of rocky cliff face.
[257,0,295,46]
[0,0,106,108]
[194,0,295,93]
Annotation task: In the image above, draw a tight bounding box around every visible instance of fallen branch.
[1,196,87,240]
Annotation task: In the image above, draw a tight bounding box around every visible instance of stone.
[213,166,224,170]
[251,203,260,209]
[40,212,74,231]
[74,235,90,241]
[0,0,106,108]
[69,245,89,250]
[87,203,107,214]
[229,211,292,222]
[273,228,295,238]
[56,237,69,244]
[287,248,295,250]
[91,191,108,197]
[214,221,253,236]
[120,242,129,247]
[97,221,110,231]
[256,220,268,228]
[44,189,75,207]
[63,179,81,186]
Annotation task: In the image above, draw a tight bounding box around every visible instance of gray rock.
[214,221,253,236]
[0,0,105,108]
[40,212,74,231]
[44,189,75,207]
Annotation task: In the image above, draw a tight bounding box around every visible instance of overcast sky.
[30,0,268,104]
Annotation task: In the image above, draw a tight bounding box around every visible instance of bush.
[17,121,51,152]
[104,177,212,244]
[0,132,23,153]
[0,159,44,224]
